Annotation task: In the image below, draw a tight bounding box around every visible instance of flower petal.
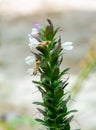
[29,37,39,45]
[31,28,38,35]
[62,42,73,46]
[63,45,73,50]
[25,56,35,65]
[28,38,39,49]
[62,42,73,50]
[27,68,33,76]
[34,23,41,29]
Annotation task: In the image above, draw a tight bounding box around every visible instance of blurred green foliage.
[0,116,38,130]
[71,46,96,99]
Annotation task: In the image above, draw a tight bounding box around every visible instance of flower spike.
[25,19,77,130]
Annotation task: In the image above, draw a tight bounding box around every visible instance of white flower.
[31,28,38,36]
[28,34,39,49]
[62,42,73,51]
[25,56,35,65]
[28,38,39,48]
[27,68,33,76]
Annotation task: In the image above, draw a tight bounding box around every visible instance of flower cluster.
[25,22,73,76]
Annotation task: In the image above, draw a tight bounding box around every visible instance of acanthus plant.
[25,19,77,130]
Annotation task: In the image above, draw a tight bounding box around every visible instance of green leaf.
[55,41,62,53]
[59,68,70,78]
[56,113,66,122]
[54,27,60,37]
[36,45,46,54]
[45,19,55,40]
[53,80,60,88]
[37,108,46,116]
[43,95,53,104]
[51,67,59,81]
[37,86,46,96]
[35,118,44,123]
[64,95,71,104]
[39,28,46,41]
[58,56,63,66]
[62,82,69,89]
[44,101,56,112]
[41,60,51,74]
[61,95,71,107]
[47,19,53,27]
[41,78,54,91]
[56,109,77,122]
[32,81,41,85]
[66,115,74,123]
[64,123,70,130]
[67,110,77,115]
[33,102,44,107]
[54,88,63,104]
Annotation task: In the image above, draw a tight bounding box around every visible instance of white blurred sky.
[0,0,96,15]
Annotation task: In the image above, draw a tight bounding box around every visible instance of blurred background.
[0,0,96,130]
